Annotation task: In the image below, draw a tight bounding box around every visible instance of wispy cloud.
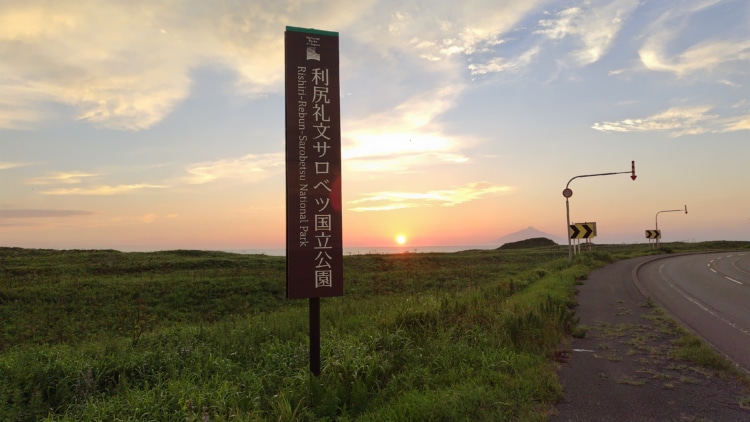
[722,114,750,132]
[592,106,714,136]
[184,153,283,184]
[467,0,638,77]
[0,221,37,228]
[0,161,31,170]
[26,171,100,185]
[468,46,541,75]
[344,85,472,174]
[107,212,179,225]
[591,106,750,136]
[535,0,640,66]
[380,1,544,63]
[349,182,513,212]
[638,1,750,78]
[0,209,94,218]
[41,184,168,195]
[0,94,47,129]
[640,38,750,77]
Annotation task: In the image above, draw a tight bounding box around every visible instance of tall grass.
[1,242,747,420]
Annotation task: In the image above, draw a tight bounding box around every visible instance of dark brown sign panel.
[285,26,343,299]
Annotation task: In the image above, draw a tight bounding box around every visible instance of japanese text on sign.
[285,27,343,299]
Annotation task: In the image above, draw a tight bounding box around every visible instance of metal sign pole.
[564,161,637,264]
[655,205,688,248]
[566,197,572,263]
[310,298,320,376]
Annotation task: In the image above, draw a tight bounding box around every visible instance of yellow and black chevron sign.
[569,222,596,239]
[645,229,661,239]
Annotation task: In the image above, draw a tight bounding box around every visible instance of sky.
[1,0,749,252]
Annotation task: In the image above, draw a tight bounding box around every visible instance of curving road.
[635,252,750,374]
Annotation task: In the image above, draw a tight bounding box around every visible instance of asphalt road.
[635,251,750,374]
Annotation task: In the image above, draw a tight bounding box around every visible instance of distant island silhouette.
[493,226,564,246]
[497,237,558,249]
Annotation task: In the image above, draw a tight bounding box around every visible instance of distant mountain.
[493,227,564,246]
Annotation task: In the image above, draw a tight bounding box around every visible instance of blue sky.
[1,0,748,251]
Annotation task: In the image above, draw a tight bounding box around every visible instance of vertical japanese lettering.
[285,26,342,299]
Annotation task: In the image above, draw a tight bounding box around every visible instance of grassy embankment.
[0,241,747,421]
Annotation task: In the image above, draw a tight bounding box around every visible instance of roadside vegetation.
[1,241,748,421]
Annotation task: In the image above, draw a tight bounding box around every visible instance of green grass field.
[1,241,748,421]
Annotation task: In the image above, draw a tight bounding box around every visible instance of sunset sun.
[396,234,407,245]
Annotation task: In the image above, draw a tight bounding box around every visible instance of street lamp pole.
[565,161,637,264]
[655,205,688,248]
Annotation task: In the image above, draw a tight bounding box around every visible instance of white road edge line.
[658,263,750,338]
[725,276,743,285]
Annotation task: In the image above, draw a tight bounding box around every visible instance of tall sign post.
[285,26,343,377]
[564,161,636,264]
[654,205,687,248]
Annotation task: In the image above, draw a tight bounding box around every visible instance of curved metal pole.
[655,205,688,248]
[566,171,631,190]
[565,163,636,264]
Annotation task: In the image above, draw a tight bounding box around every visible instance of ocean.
[226,245,498,256]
